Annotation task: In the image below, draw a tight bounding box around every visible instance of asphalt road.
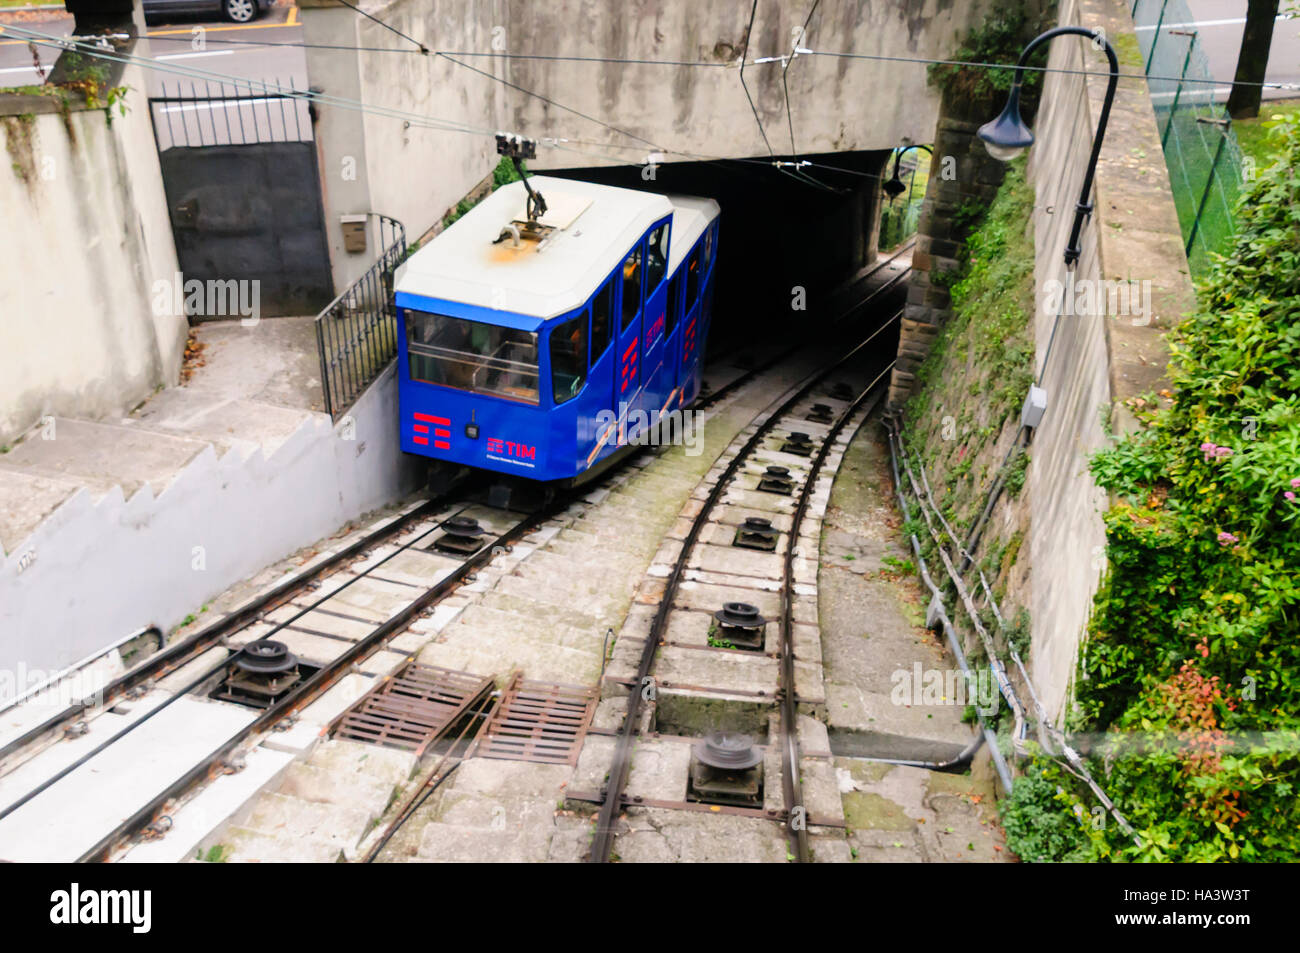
[1136,0,1299,102]
[0,3,307,92]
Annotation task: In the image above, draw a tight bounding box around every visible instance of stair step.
[127,391,316,457]
[0,467,85,555]
[0,418,210,498]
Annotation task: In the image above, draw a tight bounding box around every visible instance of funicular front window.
[406,310,540,405]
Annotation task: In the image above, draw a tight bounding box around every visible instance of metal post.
[1146,0,1169,75]
[1161,30,1197,150]
[1185,118,1230,258]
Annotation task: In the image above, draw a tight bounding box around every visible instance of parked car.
[142,0,273,24]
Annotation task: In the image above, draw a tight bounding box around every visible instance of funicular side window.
[551,312,589,405]
[645,224,669,296]
[685,245,701,308]
[702,224,715,275]
[621,245,642,331]
[406,310,540,405]
[590,280,612,365]
[666,272,681,335]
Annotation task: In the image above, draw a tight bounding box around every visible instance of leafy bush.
[1001,759,1093,862]
[928,3,1045,107]
[1079,113,1300,861]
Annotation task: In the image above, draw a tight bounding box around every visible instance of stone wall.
[887,107,1010,408]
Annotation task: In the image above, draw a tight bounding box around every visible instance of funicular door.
[661,270,684,412]
[678,243,705,405]
[614,237,645,444]
[639,221,671,425]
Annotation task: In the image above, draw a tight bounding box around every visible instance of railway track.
[0,252,910,864]
[583,313,899,862]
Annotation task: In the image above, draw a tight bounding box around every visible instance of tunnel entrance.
[544,150,893,358]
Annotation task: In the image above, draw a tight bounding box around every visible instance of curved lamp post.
[882,143,934,201]
[978,26,1119,266]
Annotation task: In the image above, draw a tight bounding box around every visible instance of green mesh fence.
[1131,0,1245,274]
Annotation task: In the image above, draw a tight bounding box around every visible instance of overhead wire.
[76,30,1299,91]
[737,0,774,157]
[332,0,428,54]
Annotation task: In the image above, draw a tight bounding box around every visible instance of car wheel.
[224,0,258,23]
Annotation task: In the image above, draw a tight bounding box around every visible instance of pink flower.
[1216,531,1239,546]
[1286,491,1297,502]
[1291,478,1300,489]
[1214,446,1233,459]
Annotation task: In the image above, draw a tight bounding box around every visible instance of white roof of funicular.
[665,194,720,274]
[396,176,680,320]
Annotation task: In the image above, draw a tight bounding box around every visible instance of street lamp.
[978,26,1119,266]
[882,144,933,201]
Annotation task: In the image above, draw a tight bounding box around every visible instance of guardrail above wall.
[314,215,407,419]
[1132,0,1245,274]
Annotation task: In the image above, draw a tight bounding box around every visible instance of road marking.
[156,50,236,62]
[147,8,300,38]
[0,65,46,75]
[1135,15,1291,31]
[0,6,299,47]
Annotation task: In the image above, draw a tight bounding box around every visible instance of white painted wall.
[0,364,424,678]
[0,59,186,447]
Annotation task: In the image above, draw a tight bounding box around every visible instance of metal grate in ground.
[474,675,596,766]
[332,663,494,758]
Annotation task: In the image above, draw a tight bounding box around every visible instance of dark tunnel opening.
[543,150,900,361]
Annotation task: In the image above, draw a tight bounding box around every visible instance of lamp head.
[882,174,907,200]
[978,85,1034,162]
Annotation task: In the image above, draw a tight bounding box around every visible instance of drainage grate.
[332,663,494,758]
[475,675,596,765]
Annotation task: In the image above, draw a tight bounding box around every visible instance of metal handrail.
[314,214,406,418]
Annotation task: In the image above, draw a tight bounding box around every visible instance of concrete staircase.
[0,317,422,680]
[209,740,416,863]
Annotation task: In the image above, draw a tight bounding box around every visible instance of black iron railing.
[315,215,407,418]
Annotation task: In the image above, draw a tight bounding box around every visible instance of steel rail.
[0,503,503,828]
[695,242,912,410]
[77,489,579,862]
[775,361,893,859]
[588,308,903,863]
[0,488,471,773]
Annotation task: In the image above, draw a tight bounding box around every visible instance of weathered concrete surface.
[817,414,1010,861]
[0,320,423,679]
[1025,0,1196,721]
[837,757,1010,862]
[0,43,185,447]
[819,418,975,760]
[299,0,996,288]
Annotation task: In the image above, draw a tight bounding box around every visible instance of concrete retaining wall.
[0,365,424,679]
[0,57,186,447]
[299,0,995,290]
[1025,0,1194,719]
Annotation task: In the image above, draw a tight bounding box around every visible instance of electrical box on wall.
[1021,385,1048,430]
[340,215,368,254]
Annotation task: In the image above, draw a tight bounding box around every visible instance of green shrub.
[1079,113,1300,861]
[1001,759,1093,862]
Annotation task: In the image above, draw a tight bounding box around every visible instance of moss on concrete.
[843,791,913,831]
